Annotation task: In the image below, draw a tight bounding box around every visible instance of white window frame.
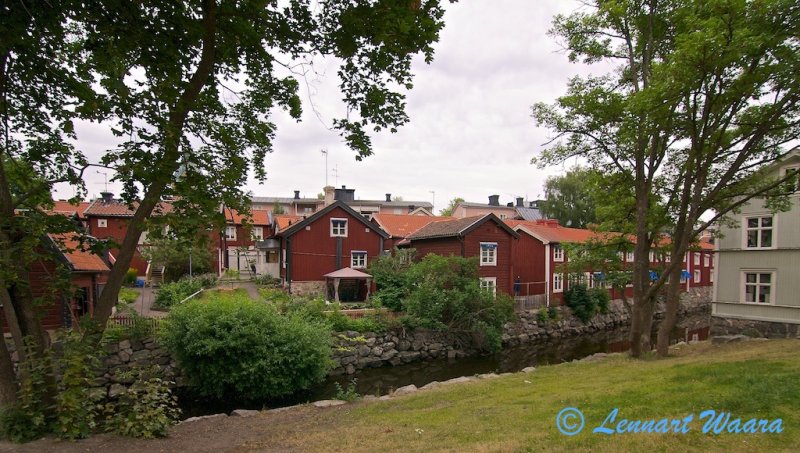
[740,270,776,304]
[480,242,498,266]
[553,273,564,293]
[703,254,710,267]
[693,253,700,266]
[742,215,775,249]
[665,253,671,263]
[251,226,264,241]
[480,277,497,297]
[710,270,714,283]
[626,251,634,262]
[649,251,655,262]
[225,226,237,241]
[351,251,367,269]
[97,218,107,228]
[584,272,596,289]
[693,269,701,283]
[330,218,348,237]
[680,269,688,283]
[553,244,564,262]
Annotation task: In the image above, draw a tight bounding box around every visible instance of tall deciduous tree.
[533,0,800,357]
[539,166,601,228]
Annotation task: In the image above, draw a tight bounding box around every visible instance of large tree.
[439,197,464,216]
[539,166,601,228]
[1,0,450,408]
[533,0,800,357]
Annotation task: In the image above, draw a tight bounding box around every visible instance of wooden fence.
[326,308,402,319]
[513,294,548,312]
[109,314,163,334]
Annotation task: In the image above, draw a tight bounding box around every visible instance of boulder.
[312,399,347,408]
[521,366,536,373]
[231,409,260,417]
[393,384,418,396]
[180,414,228,424]
[108,383,127,398]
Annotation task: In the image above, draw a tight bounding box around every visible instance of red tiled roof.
[274,215,304,231]
[226,209,271,226]
[48,233,110,273]
[84,199,173,217]
[372,214,453,238]
[50,200,90,219]
[505,219,607,244]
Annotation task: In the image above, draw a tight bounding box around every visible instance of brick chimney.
[488,194,500,206]
[516,197,524,207]
[100,192,114,203]
[323,186,335,206]
[293,190,300,199]
[385,193,392,202]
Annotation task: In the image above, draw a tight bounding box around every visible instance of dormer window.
[553,245,564,262]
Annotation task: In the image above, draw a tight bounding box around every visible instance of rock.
[521,366,536,373]
[362,395,379,402]
[447,350,458,359]
[380,349,398,360]
[711,334,749,344]
[398,351,421,363]
[108,383,127,398]
[428,342,443,351]
[345,364,356,375]
[357,345,372,356]
[411,340,425,351]
[130,349,151,361]
[378,395,392,401]
[357,357,382,368]
[477,373,499,380]
[345,330,360,338]
[420,381,441,391]
[371,346,384,357]
[393,384,418,396]
[397,340,411,351]
[180,414,228,424]
[118,340,131,350]
[442,376,475,385]
[366,337,377,347]
[312,399,347,408]
[340,355,357,365]
[118,350,130,363]
[231,409,260,417]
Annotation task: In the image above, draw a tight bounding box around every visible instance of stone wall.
[711,316,800,339]
[290,281,326,298]
[97,337,184,398]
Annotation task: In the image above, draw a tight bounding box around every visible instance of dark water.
[178,324,709,418]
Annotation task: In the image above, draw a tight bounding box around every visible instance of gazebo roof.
[323,267,372,279]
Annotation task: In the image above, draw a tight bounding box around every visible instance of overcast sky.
[56,1,598,213]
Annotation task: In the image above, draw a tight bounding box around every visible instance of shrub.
[333,379,360,402]
[548,306,559,321]
[563,284,596,323]
[254,274,281,287]
[160,292,333,400]
[52,334,102,440]
[367,250,415,312]
[536,308,549,324]
[103,367,180,438]
[141,237,213,283]
[124,268,138,286]
[589,287,610,314]
[118,288,139,305]
[153,277,203,310]
[0,342,51,442]
[326,309,392,333]
[402,255,514,352]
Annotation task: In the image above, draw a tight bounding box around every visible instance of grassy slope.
[265,340,799,452]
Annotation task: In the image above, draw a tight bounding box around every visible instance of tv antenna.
[321,149,329,186]
[96,171,109,192]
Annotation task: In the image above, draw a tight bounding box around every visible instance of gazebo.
[323,267,373,302]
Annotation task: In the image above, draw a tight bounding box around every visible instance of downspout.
[286,238,292,294]
[545,243,551,307]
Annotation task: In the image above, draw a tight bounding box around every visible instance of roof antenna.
[96,170,109,192]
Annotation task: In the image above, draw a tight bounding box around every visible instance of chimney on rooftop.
[408,204,416,213]
[385,193,391,202]
[334,185,355,202]
[516,197,524,207]
[506,202,513,207]
[293,190,300,199]
[488,194,500,206]
[323,186,335,206]
[100,192,114,203]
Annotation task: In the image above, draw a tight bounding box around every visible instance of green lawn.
[266,339,799,452]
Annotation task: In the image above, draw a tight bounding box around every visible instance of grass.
[250,340,799,452]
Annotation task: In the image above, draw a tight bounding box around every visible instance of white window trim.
[739,270,776,304]
[553,273,564,293]
[252,226,264,241]
[626,251,634,262]
[330,218,348,237]
[742,215,776,250]
[703,254,710,267]
[693,269,701,283]
[693,253,700,266]
[480,242,498,267]
[97,218,107,228]
[480,277,497,297]
[553,245,564,262]
[351,251,367,269]
[225,226,237,241]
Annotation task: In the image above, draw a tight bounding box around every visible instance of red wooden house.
[213,208,279,277]
[276,201,389,299]
[3,233,110,331]
[403,214,520,295]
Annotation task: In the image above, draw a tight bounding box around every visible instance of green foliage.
[326,309,392,334]
[563,284,596,323]
[402,255,514,352]
[368,249,415,312]
[439,197,464,216]
[160,292,333,400]
[539,166,602,228]
[141,237,213,283]
[590,287,610,314]
[0,342,51,442]
[536,308,549,324]
[124,268,138,286]
[52,334,102,440]
[271,202,286,214]
[153,277,204,310]
[254,274,281,287]
[103,367,180,439]
[333,379,360,402]
[118,288,139,305]
[547,307,559,321]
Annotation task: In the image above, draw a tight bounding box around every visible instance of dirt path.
[0,405,340,453]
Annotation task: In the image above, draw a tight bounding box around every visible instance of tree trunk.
[629,183,652,358]
[656,264,683,357]
[0,337,17,408]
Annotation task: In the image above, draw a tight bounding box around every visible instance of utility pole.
[332,165,339,186]
[321,149,328,186]
[429,190,435,212]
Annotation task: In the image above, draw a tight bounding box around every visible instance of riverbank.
[5,338,797,452]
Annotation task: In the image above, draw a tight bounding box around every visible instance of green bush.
[589,287,610,314]
[0,341,51,442]
[52,334,102,440]
[153,277,204,310]
[548,306,559,321]
[402,255,514,352]
[124,268,138,286]
[333,379,360,402]
[367,250,415,312]
[160,291,333,400]
[103,367,180,438]
[564,284,596,323]
[118,288,139,305]
[254,274,281,287]
[536,308,549,324]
